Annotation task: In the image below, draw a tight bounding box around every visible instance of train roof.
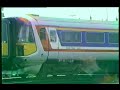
[3,14,119,30]
[27,14,118,30]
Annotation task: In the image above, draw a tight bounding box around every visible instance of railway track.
[2,74,119,84]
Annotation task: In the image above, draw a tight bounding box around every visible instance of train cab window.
[86,32,105,43]
[61,31,81,42]
[17,21,36,56]
[18,25,35,43]
[39,28,46,40]
[50,30,56,42]
[109,32,118,44]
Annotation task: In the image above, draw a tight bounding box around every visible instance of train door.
[38,27,49,60]
[2,19,9,57]
[47,27,59,60]
[2,19,10,70]
[2,18,16,70]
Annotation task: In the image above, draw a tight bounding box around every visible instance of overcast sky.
[2,7,119,21]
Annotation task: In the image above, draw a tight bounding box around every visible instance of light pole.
[89,8,92,20]
[106,8,108,21]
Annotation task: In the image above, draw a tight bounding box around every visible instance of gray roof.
[35,16,119,30]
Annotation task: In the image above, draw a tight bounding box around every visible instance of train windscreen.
[15,18,37,56]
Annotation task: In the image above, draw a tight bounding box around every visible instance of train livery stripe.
[47,49,118,52]
[2,43,8,56]
[56,27,118,32]
[35,25,118,32]
[40,40,118,52]
[35,25,118,52]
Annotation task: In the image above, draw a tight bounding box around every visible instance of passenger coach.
[2,14,119,78]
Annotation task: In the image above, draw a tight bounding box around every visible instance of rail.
[2,74,119,84]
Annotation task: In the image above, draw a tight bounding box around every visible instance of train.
[2,14,119,78]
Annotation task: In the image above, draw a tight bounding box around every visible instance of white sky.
[2,7,119,21]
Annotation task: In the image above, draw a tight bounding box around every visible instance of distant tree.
[90,16,92,20]
[116,17,118,21]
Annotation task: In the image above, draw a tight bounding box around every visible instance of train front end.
[2,15,46,79]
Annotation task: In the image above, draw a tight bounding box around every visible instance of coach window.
[86,32,105,43]
[39,28,46,40]
[50,30,56,42]
[61,31,81,42]
[109,32,118,44]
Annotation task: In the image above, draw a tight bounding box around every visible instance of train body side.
[33,26,118,75]
[2,15,119,78]
[33,16,119,74]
